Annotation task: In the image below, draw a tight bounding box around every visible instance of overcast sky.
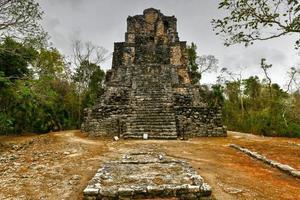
[39,0,299,87]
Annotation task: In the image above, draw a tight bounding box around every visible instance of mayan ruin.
[82,8,226,139]
[2,1,300,199]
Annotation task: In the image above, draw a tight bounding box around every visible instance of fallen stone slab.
[83,152,212,200]
[230,144,300,179]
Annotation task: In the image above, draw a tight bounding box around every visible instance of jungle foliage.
[197,64,300,138]
[0,38,105,134]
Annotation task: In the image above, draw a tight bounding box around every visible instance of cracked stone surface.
[83,152,212,200]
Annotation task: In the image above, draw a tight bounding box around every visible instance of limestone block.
[170,45,182,65]
[156,20,165,37]
[126,33,135,43]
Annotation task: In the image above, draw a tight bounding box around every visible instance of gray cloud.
[39,0,299,86]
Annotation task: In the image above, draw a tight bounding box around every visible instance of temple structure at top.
[82,8,226,139]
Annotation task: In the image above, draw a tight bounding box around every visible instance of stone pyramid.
[82,8,226,139]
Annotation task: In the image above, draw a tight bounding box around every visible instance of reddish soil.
[0,131,299,200]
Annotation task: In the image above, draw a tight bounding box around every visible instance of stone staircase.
[123,80,178,139]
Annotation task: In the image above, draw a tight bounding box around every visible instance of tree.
[71,40,107,124]
[0,37,85,134]
[71,40,108,90]
[218,59,300,137]
[0,37,37,79]
[72,60,105,123]
[186,43,219,84]
[33,48,65,79]
[212,0,300,49]
[243,76,261,101]
[186,43,201,84]
[0,0,46,44]
[261,58,273,97]
[72,40,108,69]
[285,67,300,92]
[211,84,225,106]
[197,55,219,82]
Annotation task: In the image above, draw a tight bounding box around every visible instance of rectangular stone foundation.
[83,153,212,200]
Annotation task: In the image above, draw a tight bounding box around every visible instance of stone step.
[131,116,175,120]
[133,106,173,109]
[123,133,178,139]
[134,99,171,101]
[134,102,173,105]
[135,94,170,96]
[134,98,172,102]
[133,107,174,112]
[134,102,172,105]
[135,99,171,102]
[127,121,176,126]
[129,119,176,123]
[132,112,174,115]
[129,116,176,121]
[133,104,173,107]
[134,91,171,93]
[128,124,176,129]
[130,116,175,120]
[134,94,171,97]
[134,91,171,94]
[129,121,176,125]
[127,130,177,134]
[127,126,177,131]
[127,128,177,133]
[134,95,171,98]
[132,105,174,108]
[134,98,172,101]
[134,92,170,94]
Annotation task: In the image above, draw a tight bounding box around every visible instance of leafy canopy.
[0,37,37,79]
[212,0,300,49]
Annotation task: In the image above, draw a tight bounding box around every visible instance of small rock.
[71,149,78,154]
[13,162,21,167]
[113,136,119,141]
[71,174,81,180]
[122,155,131,160]
[158,154,164,160]
[9,155,19,160]
[68,180,77,185]
[224,187,243,194]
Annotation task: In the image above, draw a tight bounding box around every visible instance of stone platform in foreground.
[83,152,212,200]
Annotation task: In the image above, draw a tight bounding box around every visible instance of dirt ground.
[0,131,299,200]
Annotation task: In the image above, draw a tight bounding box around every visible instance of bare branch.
[0,0,45,42]
[71,39,108,68]
[285,67,300,92]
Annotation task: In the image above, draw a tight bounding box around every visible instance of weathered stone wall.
[82,8,227,138]
[175,107,226,137]
[82,105,131,137]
